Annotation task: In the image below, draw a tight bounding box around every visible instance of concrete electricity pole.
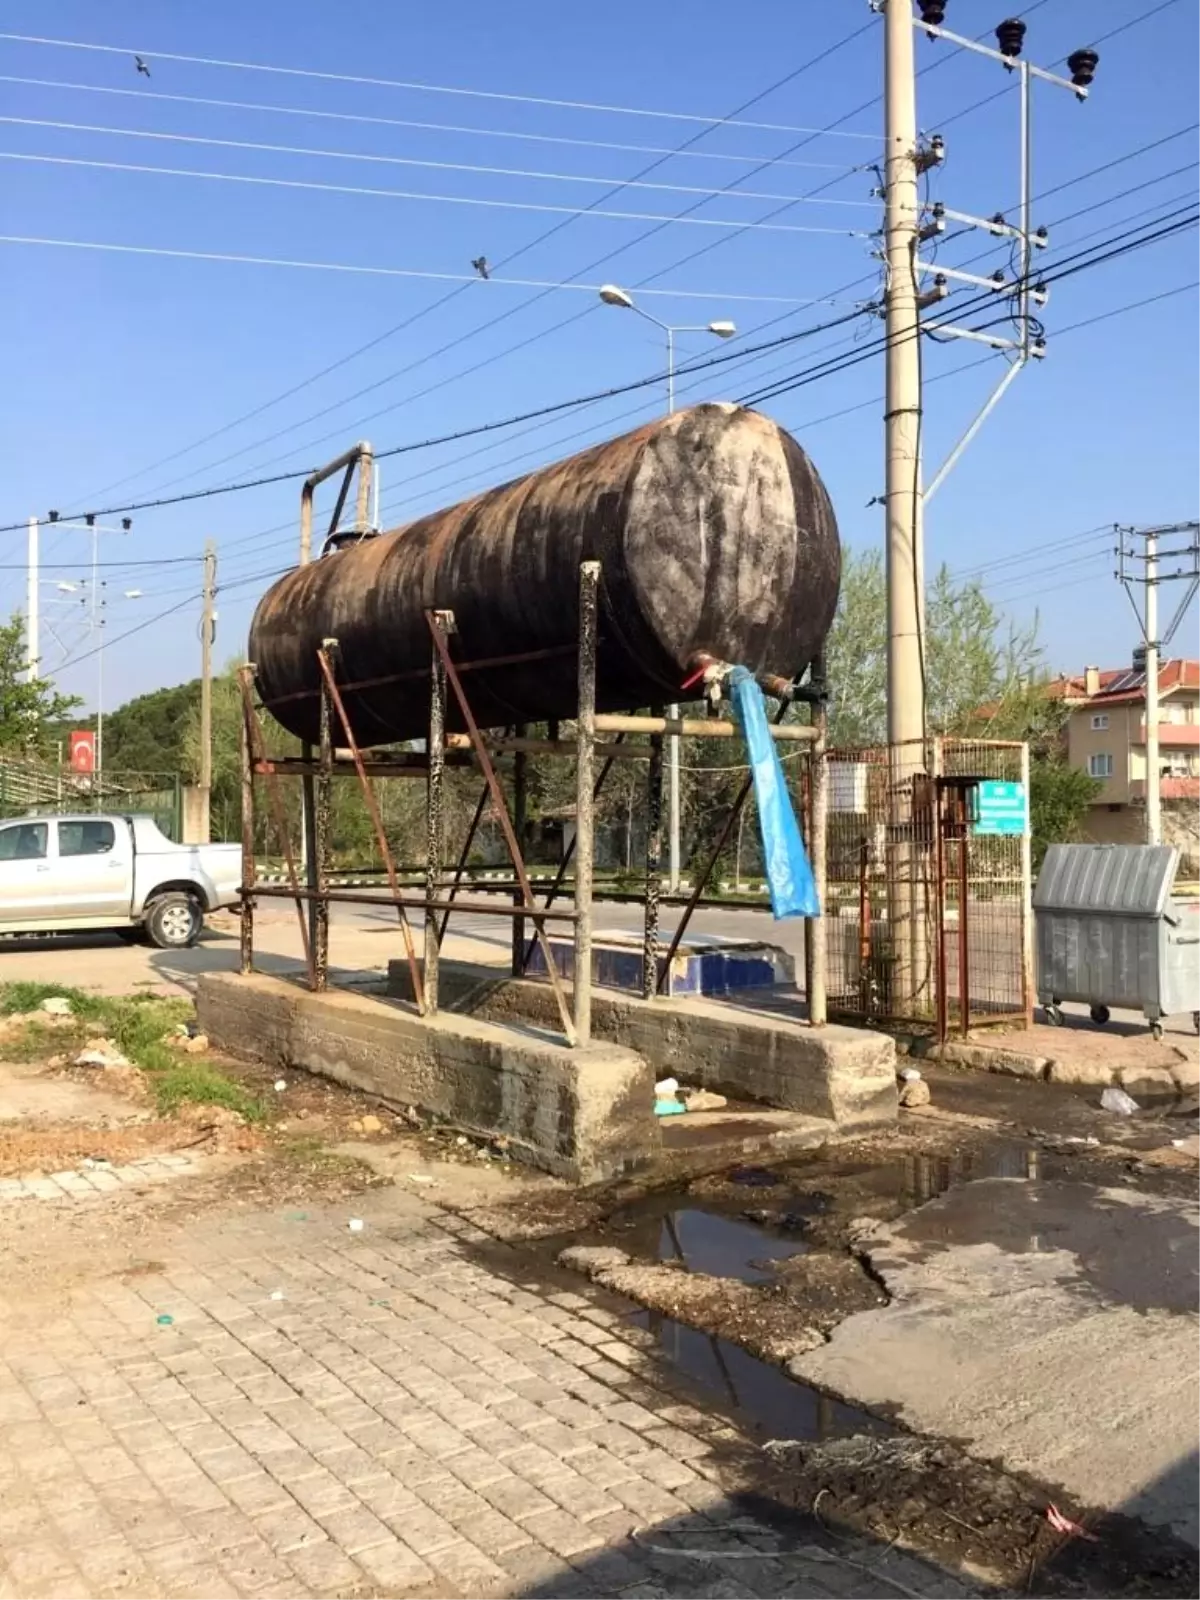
[876,0,1099,1009]
[25,517,39,684]
[199,540,217,843]
[1116,521,1200,845]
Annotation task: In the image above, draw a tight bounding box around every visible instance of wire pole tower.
[1116,521,1200,845]
[875,0,1098,1010]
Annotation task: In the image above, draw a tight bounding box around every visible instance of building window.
[1089,753,1114,779]
[1090,713,1109,730]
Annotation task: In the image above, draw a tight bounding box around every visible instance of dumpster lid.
[1033,843,1180,917]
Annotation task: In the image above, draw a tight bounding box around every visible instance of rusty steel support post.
[643,713,665,1000]
[510,726,527,978]
[239,670,256,976]
[573,562,599,1045]
[934,791,949,1046]
[316,643,425,1013]
[301,749,318,964]
[426,611,577,1045]
[809,680,829,1027]
[425,618,448,1015]
[312,660,334,992]
[237,666,313,984]
[958,822,971,1038]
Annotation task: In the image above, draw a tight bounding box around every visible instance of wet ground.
[478,1080,1199,1597]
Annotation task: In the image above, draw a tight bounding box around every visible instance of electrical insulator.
[1066,47,1099,90]
[1032,281,1049,307]
[1034,226,1049,249]
[995,18,1026,58]
[917,0,947,28]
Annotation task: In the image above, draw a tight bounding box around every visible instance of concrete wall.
[388,960,897,1132]
[196,972,658,1184]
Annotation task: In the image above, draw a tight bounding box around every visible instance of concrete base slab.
[387,958,897,1130]
[195,972,657,1183]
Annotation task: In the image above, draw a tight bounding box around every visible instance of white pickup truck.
[0,813,241,948]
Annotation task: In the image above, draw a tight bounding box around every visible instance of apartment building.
[1052,656,1199,861]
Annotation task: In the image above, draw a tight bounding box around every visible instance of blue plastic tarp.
[728,666,819,919]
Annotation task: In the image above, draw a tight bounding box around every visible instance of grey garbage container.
[1033,842,1200,1039]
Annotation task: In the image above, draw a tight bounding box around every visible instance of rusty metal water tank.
[249,403,840,745]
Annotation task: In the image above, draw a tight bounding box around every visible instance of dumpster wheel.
[1089,1004,1111,1026]
[1150,1021,1164,1041]
[1043,1003,1064,1027]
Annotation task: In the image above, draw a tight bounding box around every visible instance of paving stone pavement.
[0,1183,972,1599]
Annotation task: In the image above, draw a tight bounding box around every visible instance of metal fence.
[0,759,182,840]
[821,737,1031,1036]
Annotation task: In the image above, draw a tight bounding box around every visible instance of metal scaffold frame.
[235,561,828,1047]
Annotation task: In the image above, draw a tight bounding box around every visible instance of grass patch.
[0,982,265,1121]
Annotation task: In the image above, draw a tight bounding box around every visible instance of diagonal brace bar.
[315,643,426,1014]
[425,610,577,1046]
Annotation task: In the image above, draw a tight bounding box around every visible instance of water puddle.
[656,1207,805,1284]
[631,1308,892,1442]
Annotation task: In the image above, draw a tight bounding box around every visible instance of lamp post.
[598,285,736,895]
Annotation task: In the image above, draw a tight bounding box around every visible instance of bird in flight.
[471,256,490,280]
[134,55,151,77]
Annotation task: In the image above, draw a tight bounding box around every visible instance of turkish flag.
[69,731,95,774]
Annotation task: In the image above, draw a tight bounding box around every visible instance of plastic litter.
[74,1045,130,1069]
[899,1067,922,1082]
[1100,1086,1139,1115]
[269,1290,285,1301]
[654,1077,680,1096]
[406,1173,437,1185]
[347,1218,364,1232]
[727,665,818,919]
[155,1313,174,1326]
[682,1089,728,1112]
[1046,1503,1098,1542]
[40,996,73,1016]
[654,1098,686,1117]
[273,1079,287,1092]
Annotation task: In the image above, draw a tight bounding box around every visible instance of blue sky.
[0,0,1196,716]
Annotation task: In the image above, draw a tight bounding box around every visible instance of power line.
[59,24,876,505]
[0,75,866,170]
[0,308,871,532]
[0,236,857,307]
[0,115,880,207]
[0,32,883,137]
[0,151,875,235]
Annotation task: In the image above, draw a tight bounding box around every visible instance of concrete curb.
[925,1037,1198,1102]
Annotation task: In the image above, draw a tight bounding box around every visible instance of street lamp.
[597,284,735,416]
[598,285,737,895]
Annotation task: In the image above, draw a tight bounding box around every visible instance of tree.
[823,551,1099,865]
[824,550,1042,744]
[0,611,80,750]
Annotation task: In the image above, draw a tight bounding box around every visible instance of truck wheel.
[1089,1004,1111,1026]
[145,893,202,950]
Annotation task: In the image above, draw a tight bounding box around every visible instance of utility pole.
[199,541,217,843]
[1116,521,1200,846]
[25,517,38,685]
[1144,526,1160,847]
[876,0,1099,1011]
[882,0,928,1011]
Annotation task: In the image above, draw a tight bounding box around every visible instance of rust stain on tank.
[250,403,840,746]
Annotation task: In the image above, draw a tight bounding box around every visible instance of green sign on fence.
[973,779,1028,836]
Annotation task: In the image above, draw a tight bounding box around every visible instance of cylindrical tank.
[249,403,840,745]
